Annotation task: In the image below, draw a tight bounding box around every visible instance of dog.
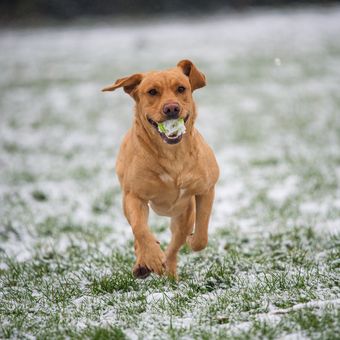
[102,60,219,279]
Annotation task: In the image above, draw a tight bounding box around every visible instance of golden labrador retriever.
[102,60,219,279]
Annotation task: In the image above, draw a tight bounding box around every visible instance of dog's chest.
[146,172,190,214]
[156,170,204,199]
[158,172,187,198]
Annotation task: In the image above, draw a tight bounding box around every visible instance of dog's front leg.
[187,188,215,251]
[123,192,166,278]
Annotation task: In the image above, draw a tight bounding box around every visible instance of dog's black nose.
[163,102,180,118]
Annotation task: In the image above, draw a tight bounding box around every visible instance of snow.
[0,262,9,270]
[278,333,307,340]
[124,329,139,340]
[267,176,299,205]
[101,309,118,325]
[271,298,340,315]
[146,292,175,304]
[317,219,340,234]
[226,298,340,337]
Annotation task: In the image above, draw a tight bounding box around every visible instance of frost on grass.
[1,5,340,339]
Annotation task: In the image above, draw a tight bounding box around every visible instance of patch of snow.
[228,298,340,337]
[146,292,175,304]
[72,295,89,307]
[267,176,299,205]
[271,298,340,315]
[300,201,325,215]
[333,199,340,210]
[316,219,340,234]
[0,262,9,270]
[238,218,257,230]
[277,333,306,340]
[100,308,119,326]
[124,329,138,340]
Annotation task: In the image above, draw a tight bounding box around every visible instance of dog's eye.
[148,89,158,96]
[177,86,186,93]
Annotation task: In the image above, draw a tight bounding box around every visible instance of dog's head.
[102,60,206,145]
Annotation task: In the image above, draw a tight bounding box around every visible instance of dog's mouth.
[147,114,189,145]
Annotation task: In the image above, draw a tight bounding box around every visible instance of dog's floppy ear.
[102,73,143,97]
[177,59,206,91]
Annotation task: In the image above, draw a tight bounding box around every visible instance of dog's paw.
[133,264,151,279]
[165,260,178,281]
[165,249,180,280]
[186,233,208,251]
[134,239,166,278]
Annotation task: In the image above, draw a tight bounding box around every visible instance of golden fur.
[102,60,219,279]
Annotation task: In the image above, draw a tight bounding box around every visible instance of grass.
[1,5,340,340]
[1,228,339,338]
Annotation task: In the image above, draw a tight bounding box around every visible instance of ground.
[0,6,340,339]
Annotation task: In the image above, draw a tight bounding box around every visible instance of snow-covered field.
[1,6,340,339]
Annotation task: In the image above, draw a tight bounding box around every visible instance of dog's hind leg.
[187,188,215,251]
[165,197,195,279]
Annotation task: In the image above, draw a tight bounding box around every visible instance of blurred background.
[0,0,339,23]
[0,1,339,258]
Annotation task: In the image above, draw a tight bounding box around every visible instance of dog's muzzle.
[147,114,189,145]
